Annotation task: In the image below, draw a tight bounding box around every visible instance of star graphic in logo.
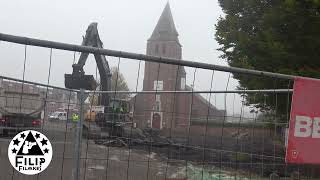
[13,139,20,146]
[20,133,26,139]
[12,148,17,154]
[35,133,40,139]
[8,130,53,175]
[40,138,48,146]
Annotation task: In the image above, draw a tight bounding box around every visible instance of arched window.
[155,44,159,55]
[180,77,186,90]
[155,94,161,111]
[155,101,161,112]
[162,44,166,55]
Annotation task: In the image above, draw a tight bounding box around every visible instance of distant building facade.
[0,79,78,116]
[132,3,225,129]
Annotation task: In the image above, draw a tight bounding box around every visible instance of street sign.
[286,77,320,164]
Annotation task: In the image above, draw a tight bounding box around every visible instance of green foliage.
[216,0,320,123]
[110,67,130,100]
[88,94,99,106]
[87,67,130,105]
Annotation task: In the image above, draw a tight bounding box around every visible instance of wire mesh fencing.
[0,33,319,180]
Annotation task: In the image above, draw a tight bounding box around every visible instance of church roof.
[149,2,180,44]
[185,85,220,112]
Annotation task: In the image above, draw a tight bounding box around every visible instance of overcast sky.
[0,0,254,116]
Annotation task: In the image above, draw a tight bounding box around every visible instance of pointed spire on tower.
[149,2,180,44]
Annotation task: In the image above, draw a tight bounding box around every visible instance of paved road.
[0,121,184,180]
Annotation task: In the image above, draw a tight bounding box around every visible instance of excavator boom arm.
[65,23,111,107]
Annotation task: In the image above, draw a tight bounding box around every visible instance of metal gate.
[0,33,319,180]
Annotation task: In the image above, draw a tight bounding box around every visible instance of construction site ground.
[0,120,287,180]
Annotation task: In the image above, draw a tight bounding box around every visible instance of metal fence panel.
[0,34,319,180]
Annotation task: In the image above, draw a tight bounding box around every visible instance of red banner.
[286,77,320,164]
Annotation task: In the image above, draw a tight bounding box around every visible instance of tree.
[215,0,320,124]
[88,67,130,105]
[110,67,130,100]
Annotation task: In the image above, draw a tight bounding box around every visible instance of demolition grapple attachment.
[64,64,97,90]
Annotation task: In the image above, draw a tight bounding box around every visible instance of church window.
[155,101,161,112]
[155,44,159,55]
[153,81,163,91]
[180,77,186,90]
[156,94,161,101]
[162,44,166,55]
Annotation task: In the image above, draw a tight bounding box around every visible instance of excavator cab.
[107,99,130,123]
[109,99,130,113]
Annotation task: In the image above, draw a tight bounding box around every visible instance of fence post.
[73,88,85,180]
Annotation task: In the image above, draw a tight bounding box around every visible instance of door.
[152,113,161,129]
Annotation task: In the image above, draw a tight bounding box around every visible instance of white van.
[49,111,67,121]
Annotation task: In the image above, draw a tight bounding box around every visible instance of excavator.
[65,23,130,138]
[65,23,173,148]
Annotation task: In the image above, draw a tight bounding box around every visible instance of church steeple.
[137,2,192,130]
[149,2,180,45]
[144,2,184,93]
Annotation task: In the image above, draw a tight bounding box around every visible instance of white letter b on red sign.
[294,115,312,137]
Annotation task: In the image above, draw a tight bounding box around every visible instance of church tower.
[143,2,183,90]
[131,2,224,130]
[131,3,226,133]
[142,2,187,129]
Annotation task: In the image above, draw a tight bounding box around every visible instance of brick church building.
[132,3,225,129]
